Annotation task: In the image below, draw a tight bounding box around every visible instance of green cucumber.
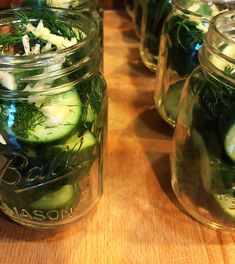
[2,89,82,144]
[56,130,96,155]
[191,129,230,193]
[165,80,184,122]
[213,192,235,219]
[29,183,80,210]
[42,130,96,172]
[192,129,212,192]
[219,104,235,163]
[85,104,95,124]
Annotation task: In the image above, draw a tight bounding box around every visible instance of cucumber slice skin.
[29,183,80,211]
[219,104,235,163]
[41,130,96,168]
[213,193,235,219]
[1,89,82,144]
[0,182,81,212]
[165,80,184,122]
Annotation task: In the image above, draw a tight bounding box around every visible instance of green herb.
[143,0,172,57]
[167,15,204,76]
[0,9,79,54]
[0,104,46,139]
[195,67,235,121]
[14,9,77,39]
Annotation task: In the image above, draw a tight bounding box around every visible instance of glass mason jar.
[0,8,107,230]
[154,0,232,127]
[172,10,235,229]
[97,0,103,18]
[11,0,104,70]
[140,0,172,72]
[125,0,135,18]
[133,0,146,38]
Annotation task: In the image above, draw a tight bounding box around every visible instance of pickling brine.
[172,10,235,229]
[0,8,107,230]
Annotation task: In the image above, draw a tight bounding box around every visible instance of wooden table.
[0,10,234,264]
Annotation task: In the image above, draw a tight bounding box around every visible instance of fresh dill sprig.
[174,18,203,51]
[0,104,45,139]
[14,9,77,39]
[198,66,235,120]
[0,9,79,54]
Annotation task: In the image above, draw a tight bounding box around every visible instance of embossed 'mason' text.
[1,202,74,221]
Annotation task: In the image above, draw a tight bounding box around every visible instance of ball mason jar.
[11,0,104,69]
[172,10,235,229]
[154,0,231,127]
[0,8,107,230]
[140,0,172,72]
[133,0,146,38]
[125,0,135,18]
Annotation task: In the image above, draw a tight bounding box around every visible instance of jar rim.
[11,0,98,12]
[209,9,235,47]
[0,7,97,64]
[199,10,235,85]
[174,0,235,19]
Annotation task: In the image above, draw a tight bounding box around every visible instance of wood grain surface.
[0,10,234,264]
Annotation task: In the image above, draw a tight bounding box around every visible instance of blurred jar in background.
[140,0,172,72]
[0,0,10,9]
[133,0,146,38]
[172,10,235,230]
[125,0,135,18]
[154,0,232,127]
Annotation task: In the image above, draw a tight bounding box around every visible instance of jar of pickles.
[154,0,231,127]
[140,0,172,71]
[172,10,235,229]
[0,8,107,230]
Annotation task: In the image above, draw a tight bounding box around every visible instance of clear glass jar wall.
[125,0,135,18]
[154,0,232,127]
[133,0,145,38]
[140,0,172,72]
[0,8,107,230]
[172,10,235,229]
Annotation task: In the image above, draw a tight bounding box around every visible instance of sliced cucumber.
[30,183,80,210]
[59,130,96,153]
[42,130,96,172]
[62,130,96,167]
[213,192,235,219]
[224,125,235,162]
[210,159,235,192]
[219,104,235,163]
[192,129,211,192]
[165,80,184,122]
[4,89,82,144]
[85,104,95,124]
